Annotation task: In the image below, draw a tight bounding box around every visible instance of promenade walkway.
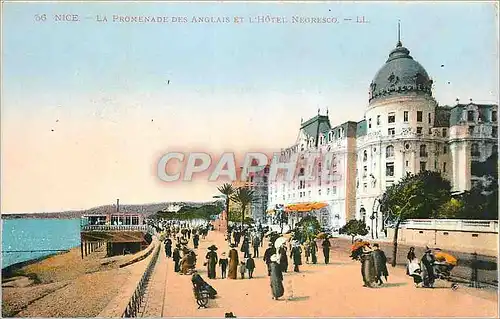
[149,230,497,317]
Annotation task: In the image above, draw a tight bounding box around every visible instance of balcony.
[81,225,150,232]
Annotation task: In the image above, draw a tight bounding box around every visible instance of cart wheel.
[197,292,209,308]
[451,283,459,291]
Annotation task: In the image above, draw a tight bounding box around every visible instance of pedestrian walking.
[322,237,331,264]
[164,238,172,258]
[228,244,239,279]
[372,243,389,285]
[278,246,288,273]
[270,254,284,300]
[290,241,302,272]
[173,245,181,273]
[193,233,200,249]
[206,245,218,279]
[309,240,318,264]
[252,235,260,258]
[406,247,416,275]
[264,242,276,276]
[219,252,228,279]
[241,237,250,258]
[246,254,256,278]
[239,261,246,279]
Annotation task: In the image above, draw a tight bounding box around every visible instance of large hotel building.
[266,35,498,236]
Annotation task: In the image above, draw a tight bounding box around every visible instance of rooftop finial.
[397,20,402,47]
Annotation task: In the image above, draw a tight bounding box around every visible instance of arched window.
[420,144,427,157]
[386,145,394,158]
[471,143,480,156]
[363,150,368,162]
[328,131,333,142]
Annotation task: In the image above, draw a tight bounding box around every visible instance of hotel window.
[443,162,447,173]
[363,166,367,178]
[467,110,474,122]
[363,183,367,192]
[318,189,321,196]
[471,143,480,157]
[443,145,448,154]
[377,115,381,126]
[492,111,497,122]
[434,160,438,169]
[368,118,372,128]
[132,216,139,225]
[403,111,409,122]
[388,113,396,123]
[332,186,337,194]
[327,188,330,195]
[492,126,498,138]
[442,128,447,137]
[386,145,394,158]
[417,111,423,122]
[386,162,395,177]
[416,127,423,135]
[308,190,311,197]
[428,113,432,124]
[363,150,368,161]
[405,160,409,167]
[420,144,428,157]
[328,131,333,142]
[420,161,426,172]
[468,126,475,135]
[428,128,432,135]
[388,128,395,136]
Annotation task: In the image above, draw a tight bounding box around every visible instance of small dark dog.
[224,312,236,318]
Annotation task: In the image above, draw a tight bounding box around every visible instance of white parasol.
[274,237,287,250]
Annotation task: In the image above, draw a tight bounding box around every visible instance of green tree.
[217,183,235,228]
[231,187,256,227]
[296,215,321,242]
[467,151,498,220]
[339,219,369,243]
[437,198,465,218]
[380,171,451,267]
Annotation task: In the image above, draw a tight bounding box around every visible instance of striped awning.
[285,202,328,213]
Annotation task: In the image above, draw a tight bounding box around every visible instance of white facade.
[268,38,498,236]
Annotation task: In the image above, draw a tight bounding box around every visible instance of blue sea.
[1,218,81,269]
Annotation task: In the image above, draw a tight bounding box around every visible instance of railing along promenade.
[81,225,152,232]
[400,219,498,233]
[122,237,160,318]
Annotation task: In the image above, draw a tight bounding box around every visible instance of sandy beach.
[2,244,132,317]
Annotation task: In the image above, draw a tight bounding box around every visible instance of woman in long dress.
[206,245,218,279]
[269,254,284,300]
[228,245,239,279]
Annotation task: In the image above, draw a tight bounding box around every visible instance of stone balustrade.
[400,219,498,233]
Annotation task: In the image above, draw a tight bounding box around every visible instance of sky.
[1,1,498,213]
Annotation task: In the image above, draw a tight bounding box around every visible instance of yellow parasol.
[435,251,458,266]
[316,232,328,239]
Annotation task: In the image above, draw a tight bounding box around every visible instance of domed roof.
[369,40,433,104]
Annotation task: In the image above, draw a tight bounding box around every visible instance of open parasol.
[434,251,457,266]
[274,237,287,249]
[316,232,328,239]
[207,245,218,251]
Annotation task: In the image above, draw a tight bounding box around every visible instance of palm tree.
[217,183,234,230]
[231,187,256,227]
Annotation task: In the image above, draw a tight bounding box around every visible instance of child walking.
[219,252,228,279]
[239,261,246,279]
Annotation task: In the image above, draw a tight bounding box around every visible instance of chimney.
[117,199,120,213]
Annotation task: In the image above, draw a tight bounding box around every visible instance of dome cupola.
[369,22,433,104]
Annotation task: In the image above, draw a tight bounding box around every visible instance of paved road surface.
[146,230,497,317]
